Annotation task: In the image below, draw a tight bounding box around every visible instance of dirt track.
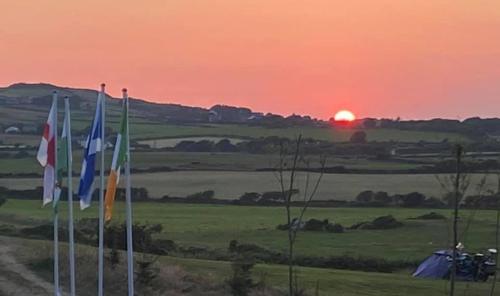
[0,236,61,296]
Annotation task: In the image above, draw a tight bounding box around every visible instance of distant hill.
[1,83,500,140]
[0,83,325,130]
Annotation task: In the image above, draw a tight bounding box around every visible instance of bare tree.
[274,135,327,296]
[490,173,500,296]
[435,145,467,296]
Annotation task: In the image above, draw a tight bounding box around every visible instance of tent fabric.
[413,250,451,279]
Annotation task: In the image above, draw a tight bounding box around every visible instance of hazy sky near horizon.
[1,0,500,119]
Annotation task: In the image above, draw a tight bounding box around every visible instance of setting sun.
[334,110,356,122]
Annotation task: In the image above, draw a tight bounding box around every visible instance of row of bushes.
[3,185,498,210]
[355,191,447,208]
[355,190,500,209]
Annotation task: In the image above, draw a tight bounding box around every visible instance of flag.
[55,103,71,208]
[78,92,102,209]
[104,98,128,221]
[37,96,57,206]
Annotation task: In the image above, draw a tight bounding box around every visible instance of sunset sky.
[1,0,500,120]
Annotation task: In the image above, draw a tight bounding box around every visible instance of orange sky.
[1,0,500,119]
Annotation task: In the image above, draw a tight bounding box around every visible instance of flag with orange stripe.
[104,98,128,221]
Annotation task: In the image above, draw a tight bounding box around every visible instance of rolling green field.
[1,122,470,146]
[7,236,496,296]
[0,171,496,201]
[128,123,471,143]
[170,256,495,296]
[2,200,497,262]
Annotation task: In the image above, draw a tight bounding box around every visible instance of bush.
[0,196,6,207]
[373,191,392,204]
[423,197,446,208]
[414,212,446,220]
[464,194,500,209]
[350,131,367,143]
[259,189,298,203]
[325,223,345,233]
[351,215,403,230]
[227,256,256,296]
[215,139,238,152]
[303,219,327,231]
[186,190,215,202]
[239,192,261,203]
[398,192,426,207]
[277,218,344,233]
[136,254,160,288]
[356,191,374,203]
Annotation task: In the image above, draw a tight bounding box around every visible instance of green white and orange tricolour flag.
[104,97,128,221]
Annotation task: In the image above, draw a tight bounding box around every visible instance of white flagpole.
[123,89,134,296]
[98,84,106,296]
[53,91,60,296]
[65,97,76,296]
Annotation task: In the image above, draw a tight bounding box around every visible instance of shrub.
[325,223,345,233]
[351,215,403,230]
[423,197,446,208]
[227,256,256,296]
[414,212,446,220]
[215,139,238,152]
[464,194,500,209]
[356,191,374,203]
[239,192,261,203]
[277,218,344,233]
[373,191,392,204]
[259,189,298,203]
[303,219,328,231]
[398,192,426,207]
[186,190,215,202]
[350,131,367,143]
[136,254,160,287]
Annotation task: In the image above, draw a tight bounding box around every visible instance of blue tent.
[413,250,451,279]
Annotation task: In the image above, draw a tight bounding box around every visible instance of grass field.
[0,171,496,201]
[5,237,495,296]
[129,123,470,143]
[1,121,470,147]
[6,236,496,296]
[2,200,498,262]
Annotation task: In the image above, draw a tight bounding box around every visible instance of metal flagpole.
[65,97,76,296]
[98,84,106,296]
[53,91,60,296]
[123,88,134,296]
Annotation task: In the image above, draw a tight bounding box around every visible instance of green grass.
[164,256,495,296]
[129,123,469,143]
[1,171,496,202]
[2,200,497,262]
[7,236,496,296]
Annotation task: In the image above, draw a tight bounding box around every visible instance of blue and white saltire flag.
[78,92,103,210]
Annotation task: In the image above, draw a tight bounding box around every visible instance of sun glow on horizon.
[334,110,356,122]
